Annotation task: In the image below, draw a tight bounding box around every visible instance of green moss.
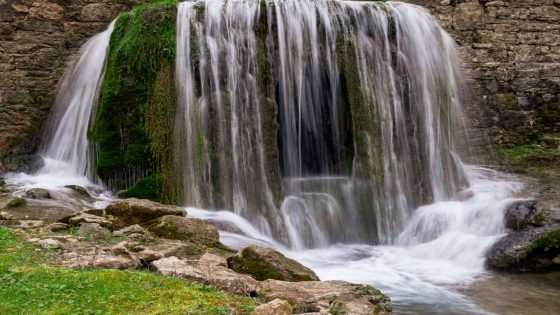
[499,140,560,178]
[329,299,346,315]
[528,230,560,255]
[0,227,257,314]
[118,174,164,202]
[93,0,178,202]
[6,198,26,209]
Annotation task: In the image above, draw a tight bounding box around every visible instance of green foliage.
[118,174,163,202]
[529,230,560,255]
[93,0,178,202]
[0,227,257,314]
[499,136,560,177]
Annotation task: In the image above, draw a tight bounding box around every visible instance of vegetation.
[93,0,178,203]
[499,134,560,178]
[0,227,257,314]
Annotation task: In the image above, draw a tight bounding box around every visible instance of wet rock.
[150,256,259,295]
[25,188,51,199]
[60,212,112,227]
[144,215,220,248]
[487,224,560,271]
[64,185,91,197]
[105,199,186,227]
[2,197,27,209]
[78,223,111,240]
[256,280,392,314]
[228,245,319,282]
[0,178,5,186]
[251,299,292,315]
[504,200,538,230]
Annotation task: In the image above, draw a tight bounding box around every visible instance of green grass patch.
[499,138,560,178]
[0,227,257,314]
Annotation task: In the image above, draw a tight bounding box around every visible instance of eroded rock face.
[105,199,186,227]
[0,0,147,161]
[228,245,319,282]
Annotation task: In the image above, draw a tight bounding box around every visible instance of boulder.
[199,252,227,268]
[256,280,392,315]
[105,198,186,227]
[144,215,220,248]
[2,197,27,209]
[136,249,164,263]
[64,185,91,197]
[150,256,259,295]
[60,212,112,227]
[251,299,292,315]
[504,200,538,230]
[228,245,319,282]
[63,252,141,270]
[486,225,560,271]
[37,238,63,249]
[42,222,69,232]
[25,188,50,199]
[78,223,111,240]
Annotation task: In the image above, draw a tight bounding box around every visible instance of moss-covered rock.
[143,215,221,249]
[227,245,319,282]
[105,198,186,228]
[93,0,178,203]
[64,185,90,197]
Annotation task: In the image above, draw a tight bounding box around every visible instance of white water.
[189,165,524,314]
[4,22,115,209]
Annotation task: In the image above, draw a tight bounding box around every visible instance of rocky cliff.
[0,0,559,170]
[0,0,145,164]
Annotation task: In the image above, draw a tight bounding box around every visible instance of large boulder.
[504,200,539,230]
[25,188,51,199]
[150,256,259,295]
[105,198,186,227]
[256,280,392,314]
[144,215,220,248]
[487,225,560,271]
[78,223,111,240]
[228,245,319,282]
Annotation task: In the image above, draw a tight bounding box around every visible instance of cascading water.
[40,22,115,181]
[5,22,115,207]
[174,0,468,247]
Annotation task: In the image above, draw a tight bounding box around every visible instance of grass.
[499,137,560,178]
[0,227,257,314]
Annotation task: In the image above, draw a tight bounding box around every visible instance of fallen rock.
[37,238,63,249]
[25,188,51,199]
[199,252,227,268]
[0,219,44,229]
[486,224,560,271]
[2,197,27,209]
[136,249,164,262]
[257,280,392,314]
[64,253,141,269]
[228,245,319,282]
[144,215,220,248]
[105,198,186,227]
[42,222,69,233]
[78,223,111,240]
[251,299,292,315]
[504,200,539,230]
[64,185,91,197]
[150,256,259,295]
[60,212,112,227]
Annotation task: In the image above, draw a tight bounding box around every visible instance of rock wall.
[0,0,145,162]
[427,0,560,146]
[0,0,559,167]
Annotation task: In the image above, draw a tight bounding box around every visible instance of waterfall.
[175,0,469,248]
[39,22,115,180]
